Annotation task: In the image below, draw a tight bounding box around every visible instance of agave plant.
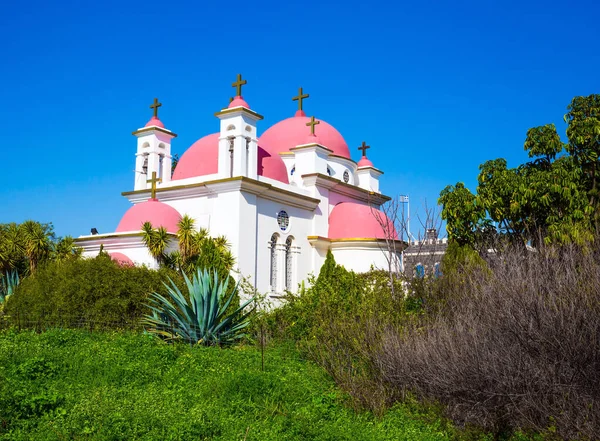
[143,269,254,346]
[0,270,20,304]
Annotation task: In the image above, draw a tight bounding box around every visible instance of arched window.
[434,262,442,278]
[269,233,279,292]
[285,236,294,291]
[142,154,149,176]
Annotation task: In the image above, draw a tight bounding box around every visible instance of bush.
[377,244,600,439]
[262,251,416,411]
[4,253,184,330]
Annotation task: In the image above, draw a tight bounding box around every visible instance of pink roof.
[357,156,374,167]
[328,202,398,240]
[228,96,250,109]
[109,252,134,266]
[116,199,181,233]
[144,116,165,128]
[259,114,350,159]
[172,133,220,180]
[172,133,289,184]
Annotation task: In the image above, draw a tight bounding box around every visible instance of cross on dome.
[292,87,309,111]
[146,171,162,200]
[150,98,162,118]
[358,141,370,157]
[232,74,247,97]
[306,116,320,136]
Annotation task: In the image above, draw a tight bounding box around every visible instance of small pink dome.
[357,156,374,167]
[328,202,397,240]
[259,114,350,159]
[172,133,289,184]
[145,116,165,128]
[116,199,181,233]
[228,96,250,109]
[109,252,134,266]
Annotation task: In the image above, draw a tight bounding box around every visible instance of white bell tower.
[215,75,263,180]
[132,98,177,191]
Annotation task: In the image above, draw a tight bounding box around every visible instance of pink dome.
[109,252,134,266]
[328,202,398,240]
[357,156,374,167]
[145,116,165,128]
[172,133,219,180]
[228,96,250,109]
[172,133,289,184]
[116,199,181,233]
[259,114,350,159]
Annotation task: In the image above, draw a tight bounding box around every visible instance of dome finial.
[306,116,320,136]
[358,141,370,158]
[292,87,309,117]
[150,97,162,118]
[232,73,247,97]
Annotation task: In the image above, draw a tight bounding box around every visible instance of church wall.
[255,197,314,296]
[332,244,391,273]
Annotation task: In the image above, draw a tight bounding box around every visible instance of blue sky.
[1,0,598,238]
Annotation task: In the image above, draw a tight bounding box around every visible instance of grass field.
[0,329,463,441]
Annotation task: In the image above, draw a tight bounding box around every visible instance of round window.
[277,211,290,231]
[343,170,350,183]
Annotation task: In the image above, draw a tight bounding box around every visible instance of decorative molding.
[132,126,178,138]
[300,173,391,205]
[214,107,264,120]
[122,176,321,210]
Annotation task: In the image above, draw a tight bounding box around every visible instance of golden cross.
[150,98,162,118]
[306,116,320,136]
[358,141,370,156]
[232,74,247,96]
[292,87,309,111]
[147,171,162,199]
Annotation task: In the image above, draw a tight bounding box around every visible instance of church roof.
[144,116,165,128]
[259,113,350,159]
[328,202,397,240]
[116,199,181,233]
[171,133,289,184]
[109,252,134,266]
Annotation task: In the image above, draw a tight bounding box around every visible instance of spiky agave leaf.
[143,269,254,346]
[0,270,20,303]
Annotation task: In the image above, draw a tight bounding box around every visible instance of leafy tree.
[440,95,599,250]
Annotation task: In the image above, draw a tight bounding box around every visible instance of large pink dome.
[328,202,397,239]
[116,199,181,233]
[259,113,350,159]
[172,133,220,180]
[109,252,134,266]
[172,133,289,184]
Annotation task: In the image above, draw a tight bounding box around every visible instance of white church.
[76,75,402,295]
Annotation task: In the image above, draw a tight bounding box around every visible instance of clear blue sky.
[1,0,598,238]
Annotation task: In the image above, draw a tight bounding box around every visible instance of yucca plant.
[143,269,254,346]
[0,270,19,304]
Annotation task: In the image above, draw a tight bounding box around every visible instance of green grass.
[0,329,459,441]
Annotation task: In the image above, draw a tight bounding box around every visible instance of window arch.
[142,154,149,175]
[269,233,279,292]
[285,236,294,291]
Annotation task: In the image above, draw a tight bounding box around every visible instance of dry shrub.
[377,244,600,439]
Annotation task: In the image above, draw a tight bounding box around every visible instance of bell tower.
[215,75,263,180]
[132,98,177,191]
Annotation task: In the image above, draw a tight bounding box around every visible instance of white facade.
[77,87,404,298]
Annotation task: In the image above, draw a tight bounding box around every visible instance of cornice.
[356,165,384,175]
[290,143,334,154]
[132,126,178,138]
[214,107,264,120]
[300,173,391,205]
[122,176,320,210]
[307,235,408,251]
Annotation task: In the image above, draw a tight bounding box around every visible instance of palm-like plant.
[141,222,170,266]
[143,269,254,346]
[21,220,52,274]
[52,236,82,263]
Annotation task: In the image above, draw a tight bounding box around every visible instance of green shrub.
[4,253,184,330]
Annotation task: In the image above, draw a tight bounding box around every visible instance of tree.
[439,183,488,248]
